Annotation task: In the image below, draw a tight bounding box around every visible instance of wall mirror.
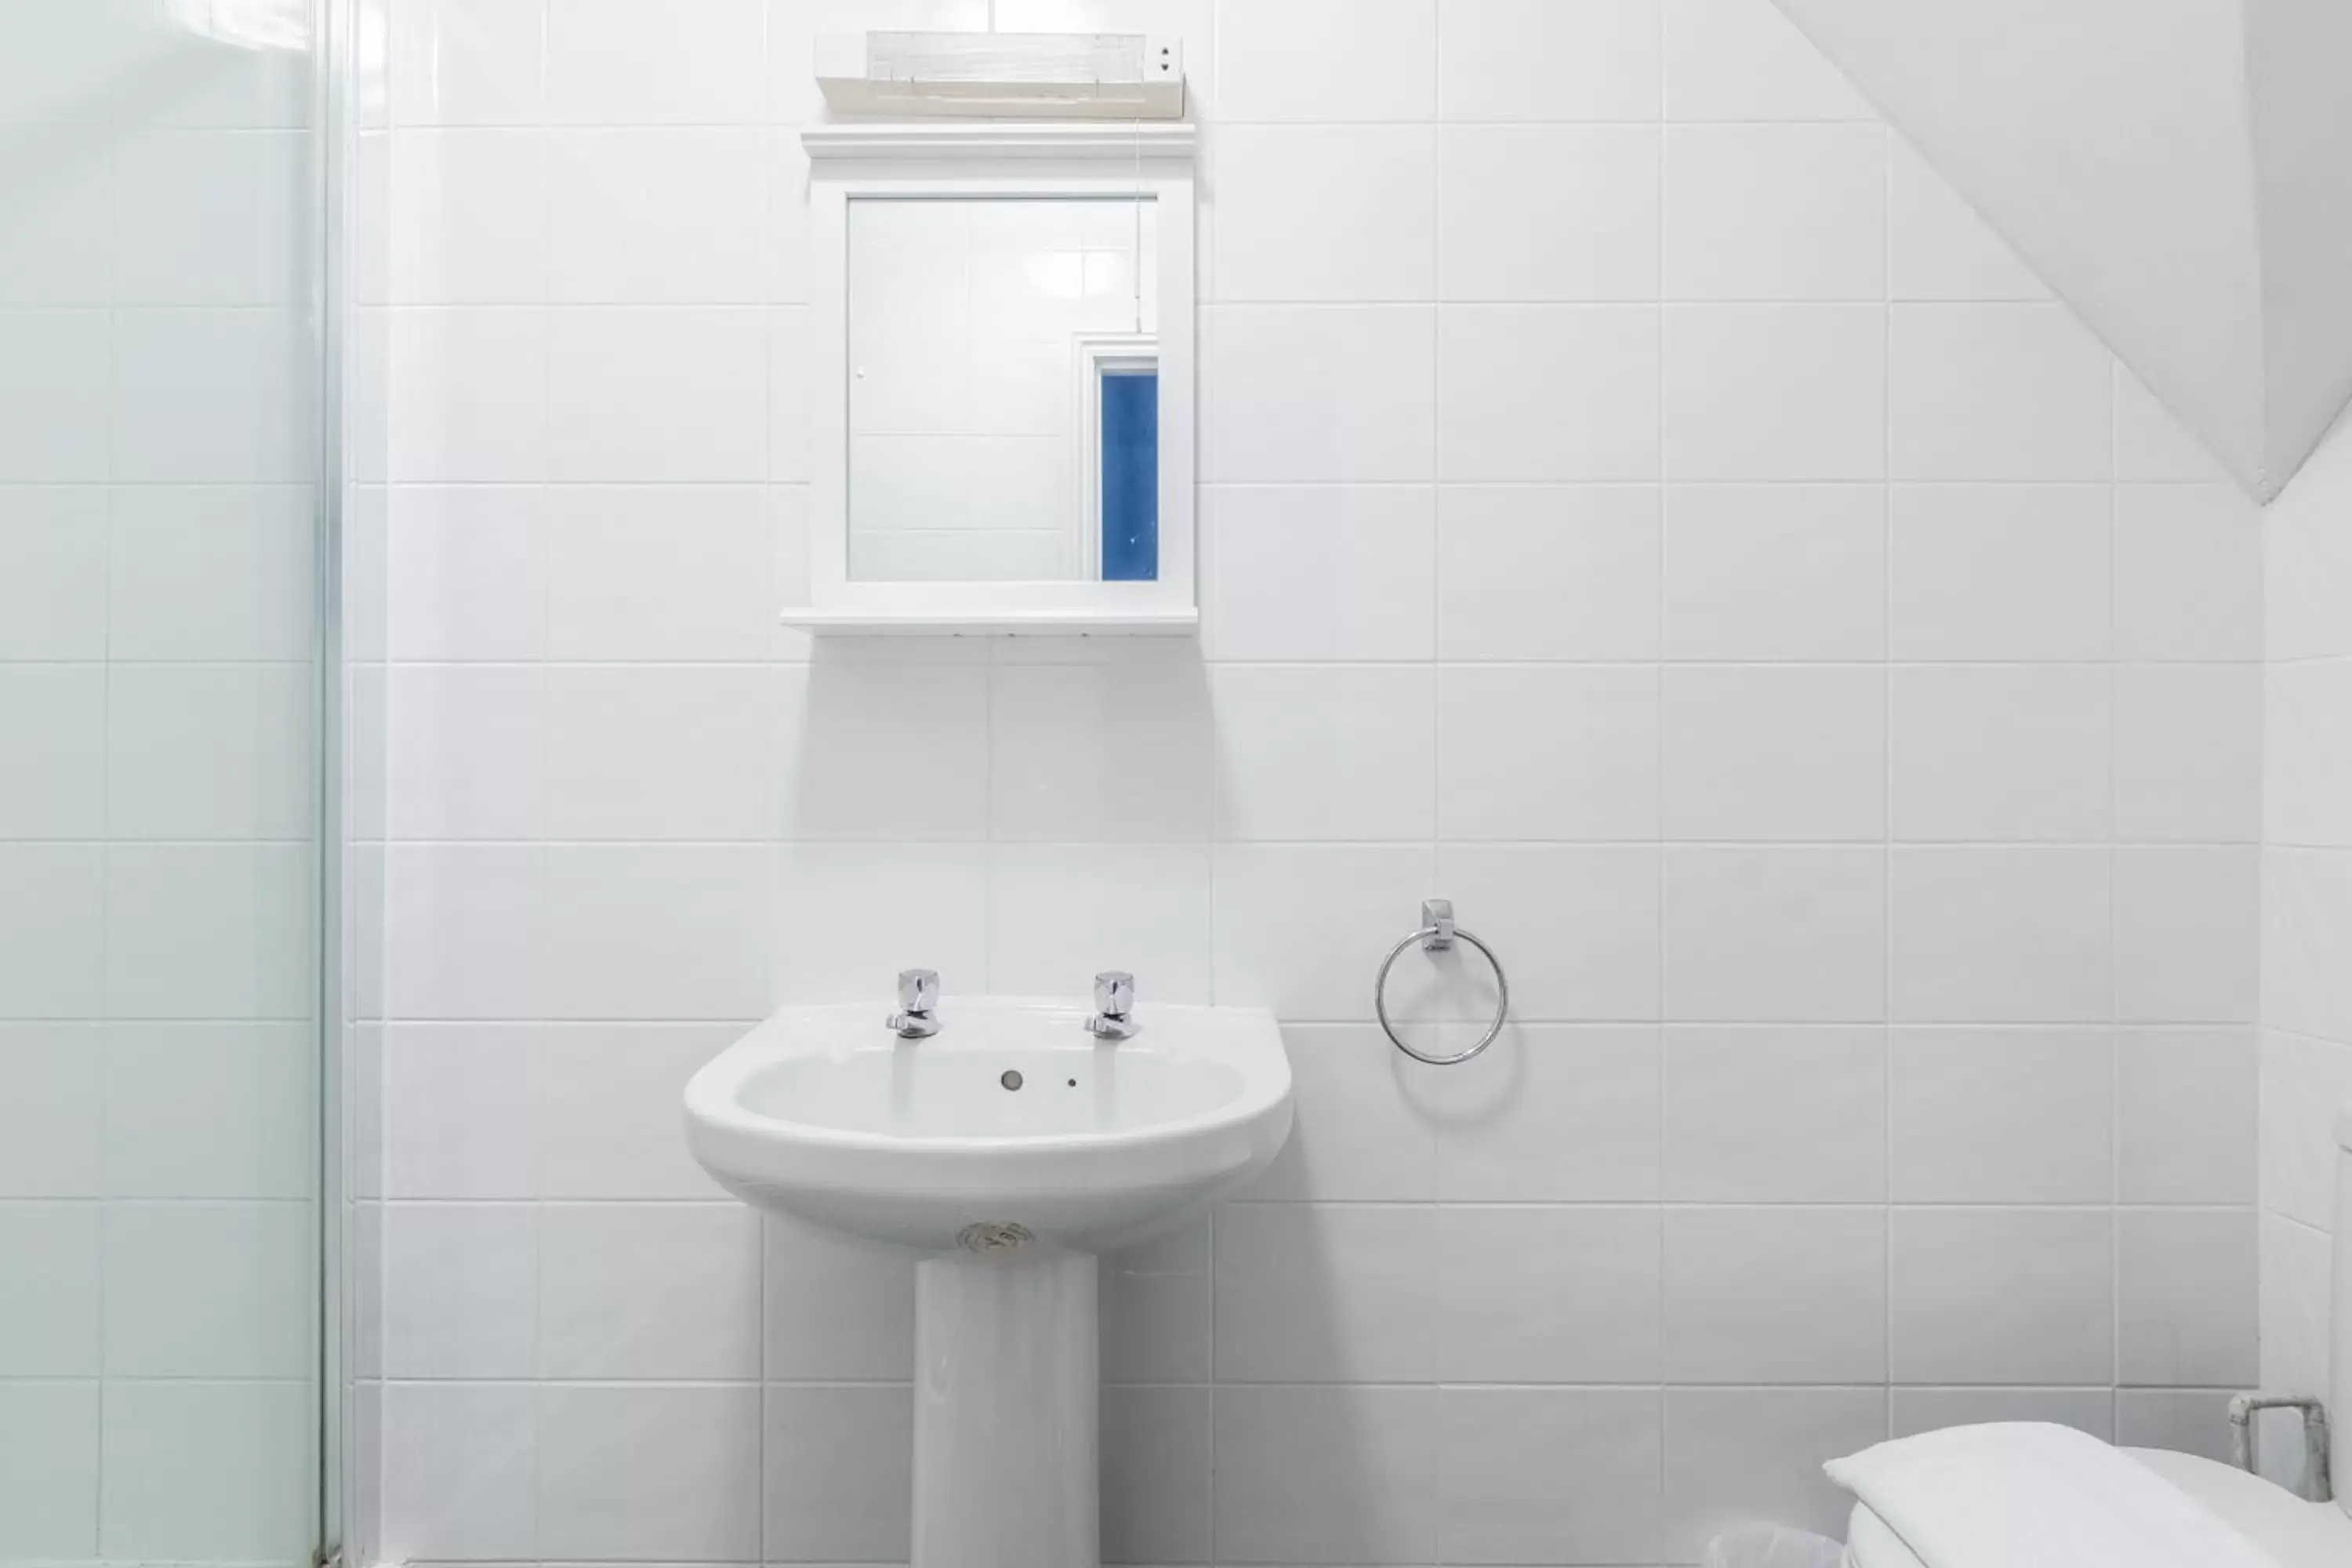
[793,125,1197,633]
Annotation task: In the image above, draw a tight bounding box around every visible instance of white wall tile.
[543,0,768,125]
[2114,484,2264,661]
[105,1024,314,1198]
[1887,137,2051,302]
[2118,1027,2255,1203]
[1889,848,2112,1023]
[1890,303,2113,481]
[0,310,109,481]
[1664,305,1886,480]
[1663,1026,1886,1201]
[985,842,1214,1001]
[1662,484,1886,661]
[539,1203,761,1378]
[0,1204,101,1375]
[112,130,307,306]
[387,129,550,303]
[0,1028,103,1198]
[2114,845,2259,1024]
[1216,0,1436,122]
[1213,846,1431,1019]
[1664,1207,1888,1382]
[2266,658,2352,848]
[1432,845,1663,1022]
[383,487,546,662]
[1890,1207,2114,1383]
[1664,125,1886,301]
[1435,1026,1663,1201]
[0,489,107,659]
[1204,485,1437,661]
[783,661,990,839]
[107,663,314,840]
[0,846,104,1019]
[1440,127,1660,303]
[381,1202,538,1378]
[383,845,545,1020]
[104,1202,314,1377]
[764,1214,917,1381]
[0,1383,100,1559]
[1888,1027,2114,1203]
[2261,850,2352,1047]
[105,844,314,1020]
[1213,1385,1436,1566]
[544,485,777,662]
[2114,1388,2237,1463]
[383,1024,539,1199]
[1664,848,1887,1022]
[1438,1206,1662,1383]
[1102,1384,1212,1566]
[381,1383,537,1562]
[1439,1388,1664,1566]
[1664,1388,1887,1561]
[386,307,547,481]
[762,1385,913,1565]
[1439,666,1660,840]
[2117,1207,2257,1387]
[545,665,782,840]
[0,665,106,839]
[1436,484,1661,660]
[1890,665,2111,841]
[541,844,771,1020]
[382,664,545,841]
[1102,1218,1213,1384]
[99,1381,314,1565]
[537,1385,761,1562]
[546,307,768,482]
[111,307,311,483]
[1212,664,1434,840]
[1214,1203,1435,1382]
[390,0,547,126]
[1662,0,1874,122]
[770,842,988,1007]
[538,1023,734,1200]
[1442,306,1662,481]
[1439,0,1661,122]
[1206,307,1435,482]
[1893,1387,2113,1443]
[546,129,768,304]
[109,485,318,660]
[1664,665,1886,840]
[1218,127,1435,302]
[1245,1026,1439,1202]
[1888,484,2112,660]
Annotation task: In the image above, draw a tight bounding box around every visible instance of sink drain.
[957,1221,1033,1254]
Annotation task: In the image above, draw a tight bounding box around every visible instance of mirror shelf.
[791,120,1199,636]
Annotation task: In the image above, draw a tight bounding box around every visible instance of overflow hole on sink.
[1000,1069,1023,1091]
[1067,1078,1076,1087]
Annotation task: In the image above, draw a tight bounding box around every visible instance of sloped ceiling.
[1770,0,2352,502]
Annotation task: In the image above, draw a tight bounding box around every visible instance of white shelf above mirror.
[788,121,1198,635]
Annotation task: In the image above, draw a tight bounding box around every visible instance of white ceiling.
[1771,0,2352,502]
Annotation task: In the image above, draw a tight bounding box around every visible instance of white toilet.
[1845,1108,2352,1567]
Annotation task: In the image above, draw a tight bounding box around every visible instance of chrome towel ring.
[1374,898,1511,1066]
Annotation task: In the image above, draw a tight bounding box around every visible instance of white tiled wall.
[0,4,321,1563]
[2258,408,2352,1487]
[360,0,2266,1563]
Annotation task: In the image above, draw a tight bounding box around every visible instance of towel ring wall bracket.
[1374,898,1510,1067]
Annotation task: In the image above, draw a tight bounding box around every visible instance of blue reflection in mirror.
[1100,369,1157,582]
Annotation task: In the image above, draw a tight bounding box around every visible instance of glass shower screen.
[0,5,329,1565]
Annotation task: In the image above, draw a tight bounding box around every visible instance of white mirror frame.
[791,122,1198,634]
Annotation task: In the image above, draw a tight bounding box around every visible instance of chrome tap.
[1085,971,1138,1040]
[888,968,941,1038]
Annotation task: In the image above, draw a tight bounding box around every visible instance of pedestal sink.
[683,994,1294,1568]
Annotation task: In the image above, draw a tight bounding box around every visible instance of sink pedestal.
[913,1247,1099,1568]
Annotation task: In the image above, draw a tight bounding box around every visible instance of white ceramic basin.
[684,996,1294,1250]
[685,994,1293,1568]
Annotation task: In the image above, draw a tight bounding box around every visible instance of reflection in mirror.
[847,196,1159,583]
